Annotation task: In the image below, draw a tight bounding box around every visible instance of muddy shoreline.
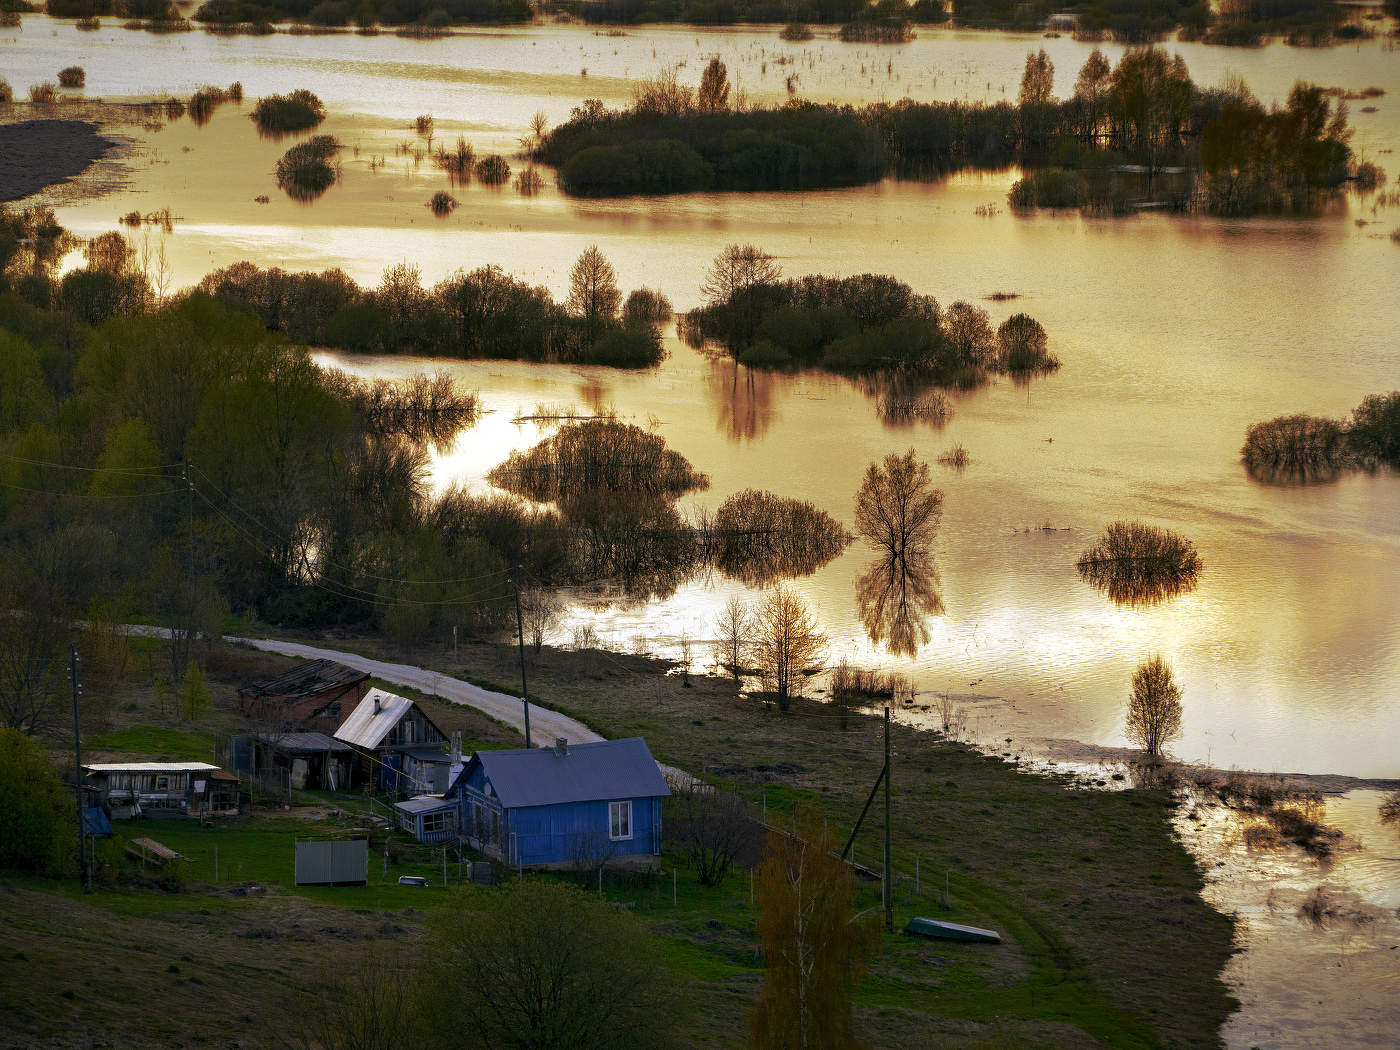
[1031,736,1400,794]
[0,118,117,203]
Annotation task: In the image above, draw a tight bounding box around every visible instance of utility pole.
[884,705,893,933]
[510,566,532,748]
[181,457,195,679]
[71,647,88,892]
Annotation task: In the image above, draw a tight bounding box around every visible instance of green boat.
[904,917,1002,944]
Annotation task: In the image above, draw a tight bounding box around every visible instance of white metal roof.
[85,762,222,773]
[333,687,414,750]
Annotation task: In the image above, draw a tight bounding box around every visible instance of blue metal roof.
[459,738,670,809]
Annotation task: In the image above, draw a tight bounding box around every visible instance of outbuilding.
[333,688,448,795]
[445,737,669,867]
[238,658,371,733]
[84,762,240,819]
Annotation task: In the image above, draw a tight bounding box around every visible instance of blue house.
[444,737,670,867]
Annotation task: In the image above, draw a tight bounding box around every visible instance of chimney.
[554,737,568,757]
[373,692,381,715]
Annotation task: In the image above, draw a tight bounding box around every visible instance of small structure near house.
[444,737,669,867]
[333,687,447,796]
[229,731,354,791]
[238,658,370,733]
[85,762,239,819]
[294,838,368,886]
[393,793,459,843]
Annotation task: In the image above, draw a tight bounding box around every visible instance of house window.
[609,800,632,841]
[423,811,454,835]
[155,775,170,792]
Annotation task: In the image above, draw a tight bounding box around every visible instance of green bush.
[584,326,664,367]
[0,729,72,876]
[251,89,326,134]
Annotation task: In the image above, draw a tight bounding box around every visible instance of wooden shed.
[84,762,239,819]
[238,659,370,733]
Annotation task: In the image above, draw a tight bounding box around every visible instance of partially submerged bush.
[28,82,58,103]
[435,136,474,181]
[57,66,86,88]
[188,83,237,125]
[428,190,457,216]
[622,287,672,326]
[996,313,1059,373]
[251,89,326,134]
[779,21,813,40]
[1076,521,1202,606]
[839,17,913,42]
[75,14,100,28]
[474,154,510,185]
[705,488,849,586]
[274,134,341,201]
[1241,413,1351,482]
[0,79,12,104]
[582,326,663,368]
[514,165,543,195]
[488,418,708,503]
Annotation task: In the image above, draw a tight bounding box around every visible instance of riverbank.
[0,118,115,202]
[243,629,1236,1047]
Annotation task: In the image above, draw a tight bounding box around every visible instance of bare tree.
[520,586,563,654]
[668,782,755,887]
[632,64,693,116]
[1126,655,1183,758]
[700,243,781,308]
[752,586,826,712]
[566,245,622,342]
[677,631,694,687]
[697,57,731,113]
[712,595,751,690]
[854,449,942,560]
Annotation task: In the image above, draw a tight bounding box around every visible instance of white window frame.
[609,800,633,841]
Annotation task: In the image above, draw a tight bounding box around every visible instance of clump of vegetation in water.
[187,83,241,125]
[57,66,86,89]
[28,82,58,103]
[937,444,969,469]
[489,418,709,503]
[428,190,457,216]
[435,136,474,183]
[874,383,949,426]
[1241,392,1400,483]
[1076,521,1202,606]
[779,21,813,40]
[74,14,100,27]
[0,79,12,104]
[474,154,510,184]
[622,288,672,326]
[838,14,913,41]
[251,89,326,134]
[701,488,850,587]
[685,244,1056,390]
[513,165,543,195]
[274,135,341,201]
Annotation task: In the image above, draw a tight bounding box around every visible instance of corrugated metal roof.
[85,762,222,773]
[464,738,670,809]
[274,732,353,754]
[240,658,368,700]
[393,794,453,815]
[333,688,413,750]
[397,744,449,762]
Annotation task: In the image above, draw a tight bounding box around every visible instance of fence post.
[673,867,677,907]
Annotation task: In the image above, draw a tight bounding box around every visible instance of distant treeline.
[539,49,1363,217]
[683,249,1059,383]
[38,0,1380,47]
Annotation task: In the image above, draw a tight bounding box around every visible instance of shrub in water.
[251,89,326,134]
[28,82,58,103]
[57,66,86,88]
[428,190,457,216]
[274,134,341,201]
[475,154,510,185]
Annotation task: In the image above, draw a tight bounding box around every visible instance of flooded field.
[3,19,1399,1043]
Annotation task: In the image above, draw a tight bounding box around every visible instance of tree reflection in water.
[1075,521,1202,608]
[706,360,776,442]
[856,549,944,658]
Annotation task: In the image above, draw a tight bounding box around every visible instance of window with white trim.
[422,811,454,835]
[609,800,632,841]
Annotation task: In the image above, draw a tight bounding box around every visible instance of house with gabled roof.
[443,737,669,867]
[333,687,448,795]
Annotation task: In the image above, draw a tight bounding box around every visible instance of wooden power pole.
[884,705,893,933]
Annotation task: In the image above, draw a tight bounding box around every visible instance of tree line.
[536,50,1366,217]
[0,208,666,369]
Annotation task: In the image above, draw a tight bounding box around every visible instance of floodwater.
[5,20,1400,1042]
[3,17,1398,778]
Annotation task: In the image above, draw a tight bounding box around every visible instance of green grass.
[85,725,215,761]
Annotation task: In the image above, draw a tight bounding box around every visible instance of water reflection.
[856,550,944,657]
[705,359,776,442]
[1075,521,1203,608]
[702,488,850,587]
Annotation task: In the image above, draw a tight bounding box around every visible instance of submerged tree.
[752,813,878,1050]
[854,449,942,560]
[566,245,622,343]
[1126,655,1183,759]
[855,550,943,658]
[751,586,827,712]
[1076,521,1202,607]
